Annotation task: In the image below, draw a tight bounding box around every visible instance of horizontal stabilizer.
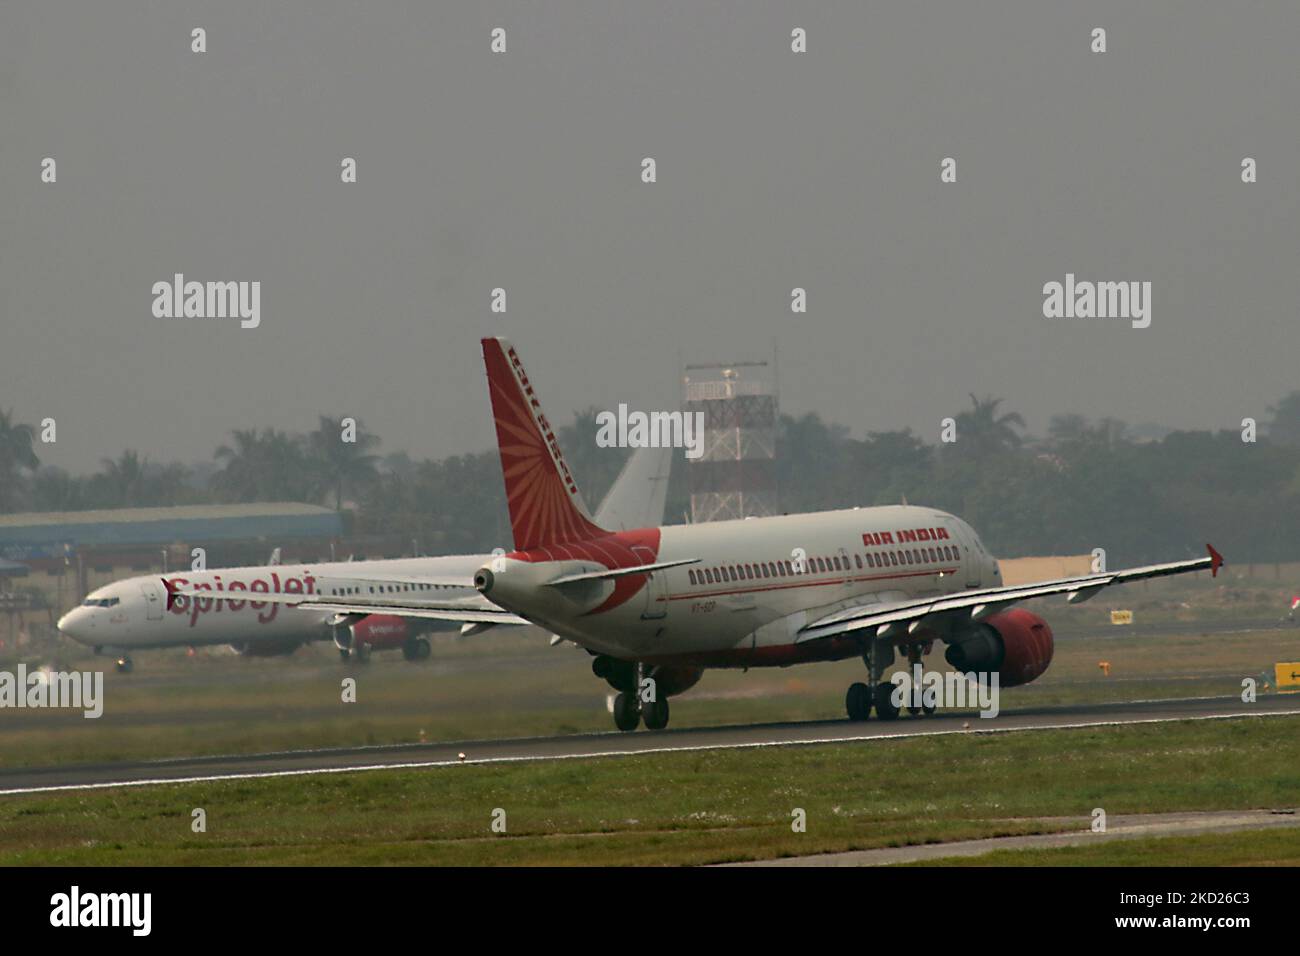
[545,557,700,586]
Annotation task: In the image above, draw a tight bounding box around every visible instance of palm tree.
[953,394,1026,457]
[212,429,314,502]
[97,450,147,507]
[31,466,86,512]
[308,416,380,510]
[1267,391,1300,446]
[0,409,40,511]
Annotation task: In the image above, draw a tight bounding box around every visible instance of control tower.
[682,358,778,523]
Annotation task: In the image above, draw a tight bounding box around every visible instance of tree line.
[2,393,1299,564]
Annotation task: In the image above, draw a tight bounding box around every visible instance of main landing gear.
[845,637,936,721]
[844,680,900,721]
[613,689,670,731]
[401,636,432,661]
[596,657,671,732]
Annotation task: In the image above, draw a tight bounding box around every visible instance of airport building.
[0,503,344,620]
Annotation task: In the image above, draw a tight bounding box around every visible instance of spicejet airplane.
[173,337,1223,732]
[56,442,672,671]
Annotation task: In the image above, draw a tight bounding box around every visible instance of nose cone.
[57,607,93,644]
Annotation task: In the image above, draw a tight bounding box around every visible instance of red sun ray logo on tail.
[481,337,607,551]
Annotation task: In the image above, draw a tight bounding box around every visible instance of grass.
[1,715,1297,865]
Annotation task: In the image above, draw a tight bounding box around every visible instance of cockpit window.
[82,597,120,608]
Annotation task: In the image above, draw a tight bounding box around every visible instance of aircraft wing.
[165,579,528,625]
[796,544,1223,644]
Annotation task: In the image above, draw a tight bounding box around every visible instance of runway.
[2,693,1298,796]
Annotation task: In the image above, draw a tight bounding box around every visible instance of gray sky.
[3,2,1297,473]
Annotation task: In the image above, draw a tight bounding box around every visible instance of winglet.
[1207,543,1223,578]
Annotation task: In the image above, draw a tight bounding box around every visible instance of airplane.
[56,441,673,672]
[172,336,1224,732]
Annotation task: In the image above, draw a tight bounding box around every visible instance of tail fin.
[481,337,607,550]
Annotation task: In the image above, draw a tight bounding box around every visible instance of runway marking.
[2,705,1297,797]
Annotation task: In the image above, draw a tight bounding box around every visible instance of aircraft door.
[632,545,668,620]
[140,580,164,621]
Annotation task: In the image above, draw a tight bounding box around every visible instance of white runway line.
[2,706,1297,797]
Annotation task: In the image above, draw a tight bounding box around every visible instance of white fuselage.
[57,554,484,653]
[480,505,1001,666]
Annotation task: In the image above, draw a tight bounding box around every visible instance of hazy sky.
[3,2,1297,473]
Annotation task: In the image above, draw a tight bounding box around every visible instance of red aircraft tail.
[480,337,607,551]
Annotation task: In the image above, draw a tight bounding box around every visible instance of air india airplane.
[172,337,1223,731]
[56,441,672,671]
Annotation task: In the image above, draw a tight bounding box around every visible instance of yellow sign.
[1275,663,1300,693]
[1110,609,1133,625]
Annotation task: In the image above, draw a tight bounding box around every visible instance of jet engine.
[943,607,1054,687]
[335,614,430,662]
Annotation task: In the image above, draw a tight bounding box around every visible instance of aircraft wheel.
[845,681,872,721]
[115,657,133,674]
[613,692,640,732]
[873,681,900,721]
[643,696,670,731]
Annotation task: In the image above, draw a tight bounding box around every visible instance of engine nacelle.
[943,607,1054,687]
[652,665,704,697]
[336,614,410,652]
[229,637,304,657]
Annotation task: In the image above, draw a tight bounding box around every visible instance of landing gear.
[846,637,896,721]
[846,681,872,721]
[115,656,133,674]
[402,636,431,661]
[613,692,641,731]
[607,661,673,731]
[873,681,900,720]
[643,695,670,731]
[902,643,934,716]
